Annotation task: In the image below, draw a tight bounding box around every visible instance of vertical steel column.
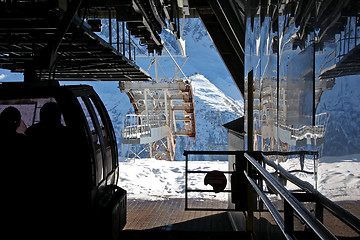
[117,20,120,52]
[122,22,126,56]
[185,152,189,210]
[109,11,112,46]
[313,40,316,126]
[313,0,317,127]
[128,29,131,60]
[276,2,280,152]
[246,70,254,232]
[247,69,254,152]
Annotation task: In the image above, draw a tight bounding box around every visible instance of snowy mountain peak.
[190,74,244,116]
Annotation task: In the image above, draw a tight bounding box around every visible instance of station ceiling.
[0,0,358,93]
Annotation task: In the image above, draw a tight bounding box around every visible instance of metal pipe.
[260,153,360,235]
[244,171,293,240]
[163,44,189,81]
[245,153,337,240]
[184,150,244,155]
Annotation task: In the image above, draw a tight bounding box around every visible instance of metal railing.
[122,114,166,139]
[183,150,237,211]
[258,153,360,237]
[245,153,337,240]
[183,150,360,239]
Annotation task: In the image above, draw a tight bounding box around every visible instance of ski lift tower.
[120,50,196,161]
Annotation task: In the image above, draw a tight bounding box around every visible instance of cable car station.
[0,1,359,240]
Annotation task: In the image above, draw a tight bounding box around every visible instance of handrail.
[244,171,293,240]
[259,153,360,235]
[122,114,166,139]
[245,153,337,240]
[182,150,360,239]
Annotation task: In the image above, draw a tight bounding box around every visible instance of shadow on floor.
[121,230,251,240]
[122,211,251,240]
[152,212,233,232]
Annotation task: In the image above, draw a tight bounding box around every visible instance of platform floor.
[122,198,252,240]
[122,198,360,239]
[124,198,233,231]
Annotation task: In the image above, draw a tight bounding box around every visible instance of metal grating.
[0,2,151,82]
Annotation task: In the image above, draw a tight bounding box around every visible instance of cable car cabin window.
[88,97,114,180]
[77,97,104,185]
[0,98,65,134]
[0,97,69,187]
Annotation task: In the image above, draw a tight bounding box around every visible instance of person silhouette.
[0,106,27,159]
[25,102,75,238]
[0,106,30,235]
[25,102,67,140]
[25,102,70,179]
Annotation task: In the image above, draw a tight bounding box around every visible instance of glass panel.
[0,98,62,134]
[77,97,104,184]
[243,1,360,236]
[286,45,314,126]
[88,96,113,178]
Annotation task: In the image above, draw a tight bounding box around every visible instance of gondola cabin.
[0,81,126,240]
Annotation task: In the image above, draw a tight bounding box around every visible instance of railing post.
[246,70,255,232]
[284,201,294,234]
[315,199,324,223]
[246,154,254,233]
[232,152,248,211]
[184,151,189,210]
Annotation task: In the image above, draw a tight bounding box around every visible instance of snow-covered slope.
[191,74,243,114]
[119,158,229,200]
[317,154,360,201]
[278,154,360,201]
[119,154,360,201]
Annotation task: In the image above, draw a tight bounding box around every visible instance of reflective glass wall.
[244,1,360,158]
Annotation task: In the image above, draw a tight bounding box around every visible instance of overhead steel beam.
[198,11,244,95]
[193,0,245,96]
[207,0,245,64]
[35,0,83,70]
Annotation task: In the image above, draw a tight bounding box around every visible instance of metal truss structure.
[120,77,196,161]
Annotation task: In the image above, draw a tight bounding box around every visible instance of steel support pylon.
[120,78,196,161]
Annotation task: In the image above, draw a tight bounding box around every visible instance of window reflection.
[245,2,359,158]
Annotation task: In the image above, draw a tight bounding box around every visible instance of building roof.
[223,117,245,135]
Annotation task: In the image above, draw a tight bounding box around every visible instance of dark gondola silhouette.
[0,81,126,240]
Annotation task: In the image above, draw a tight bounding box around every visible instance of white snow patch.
[317,154,360,201]
[118,155,360,202]
[277,154,360,201]
[118,158,228,201]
